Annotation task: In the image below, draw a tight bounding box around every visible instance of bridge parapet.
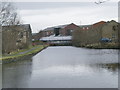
[40,35,72,45]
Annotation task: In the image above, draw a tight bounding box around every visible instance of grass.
[3,45,34,56]
[84,42,120,49]
[1,45,48,61]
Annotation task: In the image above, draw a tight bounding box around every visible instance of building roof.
[43,24,69,31]
[92,21,106,27]
[79,21,106,29]
[2,24,31,32]
[107,20,119,24]
[43,23,79,31]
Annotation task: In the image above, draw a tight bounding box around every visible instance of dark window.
[112,26,116,31]
[67,29,73,35]
[16,40,21,42]
[18,32,23,38]
[54,28,60,36]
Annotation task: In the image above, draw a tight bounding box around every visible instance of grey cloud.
[15,2,117,10]
[13,2,118,33]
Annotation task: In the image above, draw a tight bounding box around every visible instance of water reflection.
[0,64,2,89]
[2,46,119,88]
[28,64,118,88]
[2,56,33,88]
[99,63,119,72]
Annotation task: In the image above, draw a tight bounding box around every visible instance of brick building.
[32,23,79,41]
[102,20,119,43]
[32,31,43,41]
[42,23,79,37]
[72,20,119,46]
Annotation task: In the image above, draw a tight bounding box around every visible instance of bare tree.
[0,2,22,26]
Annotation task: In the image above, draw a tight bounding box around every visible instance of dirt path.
[5,46,40,57]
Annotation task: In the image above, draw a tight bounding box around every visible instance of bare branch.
[0,2,22,26]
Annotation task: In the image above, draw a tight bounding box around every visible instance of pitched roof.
[43,24,70,31]
[2,24,31,31]
[92,21,106,27]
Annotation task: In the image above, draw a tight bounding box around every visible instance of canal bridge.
[40,35,72,45]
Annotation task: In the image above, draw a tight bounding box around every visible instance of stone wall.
[72,23,104,46]
[102,20,119,42]
[72,20,119,47]
[2,24,32,54]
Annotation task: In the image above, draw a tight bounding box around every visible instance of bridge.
[40,35,72,45]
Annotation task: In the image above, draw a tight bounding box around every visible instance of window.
[18,32,23,38]
[67,29,73,35]
[54,28,60,36]
[16,40,21,42]
[112,26,116,31]
[70,30,73,33]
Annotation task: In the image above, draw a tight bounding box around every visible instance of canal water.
[2,46,118,88]
[0,64,2,89]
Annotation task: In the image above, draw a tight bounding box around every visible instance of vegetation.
[1,45,48,61]
[72,23,119,49]
[0,2,22,26]
[85,42,120,49]
[98,63,119,72]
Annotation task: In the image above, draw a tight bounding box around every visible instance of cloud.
[7,0,120,2]
[17,2,118,33]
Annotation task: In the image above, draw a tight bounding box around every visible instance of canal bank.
[73,42,120,49]
[1,45,48,64]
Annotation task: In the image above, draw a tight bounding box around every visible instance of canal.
[2,46,118,88]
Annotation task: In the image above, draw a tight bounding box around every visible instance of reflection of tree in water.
[2,55,33,88]
[88,63,118,73]
[98,63,119,72]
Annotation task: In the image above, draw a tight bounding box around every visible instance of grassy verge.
[1,45,48,61]
[76,42,120,49]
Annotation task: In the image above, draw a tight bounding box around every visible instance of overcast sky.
[13,0,119,33]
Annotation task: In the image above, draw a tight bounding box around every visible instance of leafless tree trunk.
[0,2,22,26]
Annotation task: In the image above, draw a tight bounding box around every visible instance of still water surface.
[2,46,118,88]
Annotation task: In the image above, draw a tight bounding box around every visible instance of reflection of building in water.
[88,63,118,73]
[2,56,33,88]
